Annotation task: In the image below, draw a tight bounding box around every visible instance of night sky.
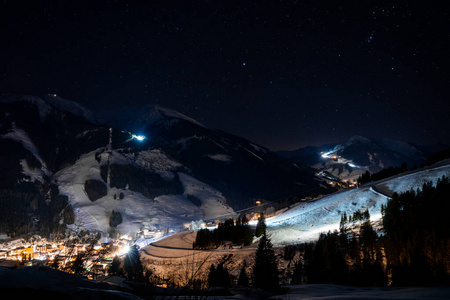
[1,1,449,150]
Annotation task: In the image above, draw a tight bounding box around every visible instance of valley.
[0,95,449,298]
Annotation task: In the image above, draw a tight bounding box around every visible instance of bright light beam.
[132,134,146,141]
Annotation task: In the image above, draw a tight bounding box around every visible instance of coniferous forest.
[291,176,450,286]
[193,216,253,249]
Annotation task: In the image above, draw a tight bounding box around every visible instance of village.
[0,227,172,279]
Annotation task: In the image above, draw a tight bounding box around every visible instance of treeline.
[357,162,408,184]
[291,176,450,286]
[339,208,370,228]
[193,216,253,249]
[107,163,184,199]
[0,183,72,238]
[382,175,450,285]
[206,232,279,292]
[293,222,387,286]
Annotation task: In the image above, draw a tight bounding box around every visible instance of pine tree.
[255,213,267,237]
[291,259,303,284]
[238,260,249,287]
[208,263,231,287]
[208,264,217,287]
[236,216,242,226]
[253,232,279,292]
[109,255,121,276]
[242,214,249,225]
[340,212,348,230]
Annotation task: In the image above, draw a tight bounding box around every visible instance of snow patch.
[1,126,51,179]
[126,149,182,180]
[206,154,232,162]
[178,172,235,220]
[250,143,268,154]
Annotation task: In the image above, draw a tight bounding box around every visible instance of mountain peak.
[149,104,205,127]
[0,93,94,122]
[118,104,206,133]
[346,135,373,146]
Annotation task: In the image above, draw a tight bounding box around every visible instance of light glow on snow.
[321,149,338,158]
[132,134,146,141]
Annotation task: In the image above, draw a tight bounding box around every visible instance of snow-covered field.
[266,162,450,246]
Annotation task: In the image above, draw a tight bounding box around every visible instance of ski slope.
[266,161,450,246]
[54,148,234,237]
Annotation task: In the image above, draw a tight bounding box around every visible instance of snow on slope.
[266,163,450,246]
[54,148,235,236]
[385,163,450,194]
[1,125,51,181]
[178,172,235,220]
[124,149,183,181]
[206,154,232,162]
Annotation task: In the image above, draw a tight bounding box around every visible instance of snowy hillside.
[55,147,234,237]
[265,161,450,246]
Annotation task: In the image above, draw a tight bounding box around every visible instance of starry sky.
[1,1,449,150]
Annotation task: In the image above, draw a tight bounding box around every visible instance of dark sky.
[1,1,449,150]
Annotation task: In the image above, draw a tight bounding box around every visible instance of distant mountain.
[277,143,337,166]
[277,135,429,182]
[0,95,329,239]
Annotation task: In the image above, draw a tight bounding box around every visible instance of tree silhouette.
[255,213,267,237]
[109,255,121,276]
[253,232,279,292]
[208,262,231,287]
[238,260,249,287]
[291,259,303,284]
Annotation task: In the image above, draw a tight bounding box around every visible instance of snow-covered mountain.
[0,94,328,239]
[278,135,428,182]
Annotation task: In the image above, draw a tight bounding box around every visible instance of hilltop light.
[132,134,146,141]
